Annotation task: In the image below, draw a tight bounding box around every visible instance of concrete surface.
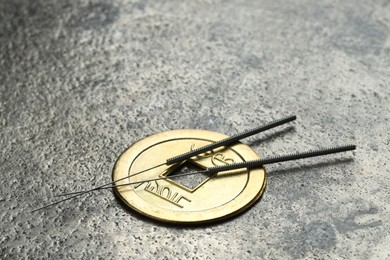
[1,0,389,259]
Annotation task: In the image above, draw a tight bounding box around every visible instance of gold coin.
[112,129,266,224]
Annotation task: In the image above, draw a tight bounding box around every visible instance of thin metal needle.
[28,169,208,213]
[54,115,296,198]
[100,144,356,190]
[29,189,94,213]
[53,162,166,197]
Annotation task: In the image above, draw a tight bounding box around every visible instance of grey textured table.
[1,0,389,259]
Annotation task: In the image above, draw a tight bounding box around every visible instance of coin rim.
[112,129,267,224]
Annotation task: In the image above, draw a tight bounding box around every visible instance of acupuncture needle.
[30,115,296,212]
[30,144,354,213]
[98,144,356,190]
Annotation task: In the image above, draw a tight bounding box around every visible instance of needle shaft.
[53,162,166,197]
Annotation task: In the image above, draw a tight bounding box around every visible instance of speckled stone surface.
[1,0,389,259]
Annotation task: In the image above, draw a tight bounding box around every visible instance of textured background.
[1,0,389,259]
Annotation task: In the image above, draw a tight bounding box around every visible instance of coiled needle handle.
[206,144,356,173]
[166,115,296,165]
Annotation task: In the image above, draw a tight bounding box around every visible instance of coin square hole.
[167,161,213,190]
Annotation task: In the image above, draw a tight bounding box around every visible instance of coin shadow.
[267,157,355,177]
[112,188,268,229]
[246,126,296,147]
